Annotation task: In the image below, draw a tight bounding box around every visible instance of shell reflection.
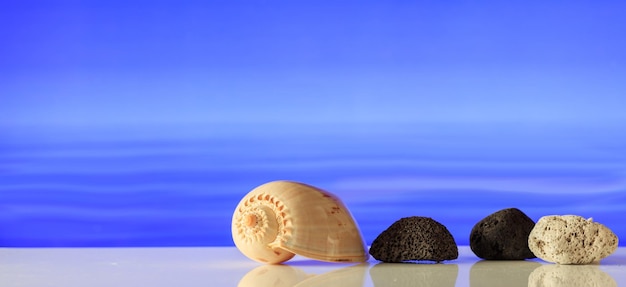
[238,263,368,287]
[238,264,308,287]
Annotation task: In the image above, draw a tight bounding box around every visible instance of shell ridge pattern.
[235,192,292,245]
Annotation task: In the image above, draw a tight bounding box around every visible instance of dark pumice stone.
[369,216,458,262]
[469,208,536,260]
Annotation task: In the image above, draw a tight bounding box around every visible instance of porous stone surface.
[528,215,619,264]
[528,264,617,287]
[469,208,536,260]
[369,216,458,262]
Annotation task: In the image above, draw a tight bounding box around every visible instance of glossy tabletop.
[2,246,625,286]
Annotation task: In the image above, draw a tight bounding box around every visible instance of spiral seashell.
[231,180,369,264]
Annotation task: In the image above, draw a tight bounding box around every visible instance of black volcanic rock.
[369,216,458,263]
[469,208,536,260]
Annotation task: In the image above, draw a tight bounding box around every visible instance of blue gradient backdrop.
[1,1,625,247]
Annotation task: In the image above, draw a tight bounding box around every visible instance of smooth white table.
[2,246,625,286]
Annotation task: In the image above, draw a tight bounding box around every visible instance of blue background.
[1,1,625,247]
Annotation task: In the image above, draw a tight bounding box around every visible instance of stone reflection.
[370,263,458,287]
[470,260,540,287]
[238,263,368,287]
[528,264,616,287]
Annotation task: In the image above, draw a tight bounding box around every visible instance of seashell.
[231,180,369,264]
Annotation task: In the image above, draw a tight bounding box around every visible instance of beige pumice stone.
[528,215,618,264]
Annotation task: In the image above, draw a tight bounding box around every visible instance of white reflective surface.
[1,246,625,286]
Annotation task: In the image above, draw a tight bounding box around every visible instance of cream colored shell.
[231,180,369,264]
